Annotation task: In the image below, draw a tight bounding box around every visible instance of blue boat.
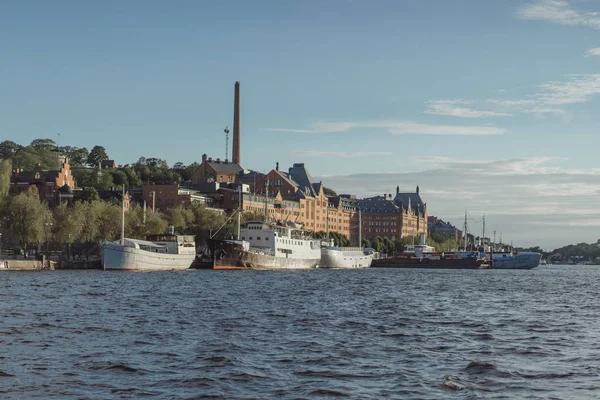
[492,252,541,269]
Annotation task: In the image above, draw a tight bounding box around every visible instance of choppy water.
[1,265,599,399]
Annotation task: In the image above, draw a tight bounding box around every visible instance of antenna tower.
[224,126,230,161]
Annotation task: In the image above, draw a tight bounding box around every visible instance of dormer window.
[34,172,40,180]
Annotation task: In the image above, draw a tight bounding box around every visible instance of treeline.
[0,138,201,190]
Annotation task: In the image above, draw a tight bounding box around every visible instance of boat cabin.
[239,221,320,259]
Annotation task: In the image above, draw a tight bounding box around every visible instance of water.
[1,265,599,399]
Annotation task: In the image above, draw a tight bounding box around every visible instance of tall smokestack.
[232,81,241,165]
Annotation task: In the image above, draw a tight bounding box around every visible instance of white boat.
[101,234,197,271]
[320,243,373,269]
[318,206,372,268]
[491,252,541,269]
[100,186,196,271]
[212,221,321,270]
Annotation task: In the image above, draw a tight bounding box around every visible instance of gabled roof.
[272,170,298,189]
[206,160,243,175]
[288,163,317,197]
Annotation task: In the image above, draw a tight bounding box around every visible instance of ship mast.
[463,209,468,251]
[264,179,269,223]
[237,185,241,240]
[358,207,362,247]
[120,185,125,246]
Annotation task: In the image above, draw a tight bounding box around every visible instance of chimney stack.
[232,81,241,165]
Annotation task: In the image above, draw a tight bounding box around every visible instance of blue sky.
[2,0,600,248]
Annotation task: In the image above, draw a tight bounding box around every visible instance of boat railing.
[248,246,276,257]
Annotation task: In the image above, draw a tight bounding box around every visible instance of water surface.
[1,265,598,399]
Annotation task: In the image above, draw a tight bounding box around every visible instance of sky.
[2,0,600,249]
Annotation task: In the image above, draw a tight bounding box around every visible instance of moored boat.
[320,242,373,269]
[212,221,321,270]
[372,254,489,269]
[101,234,197,271]
[491,252,541,269]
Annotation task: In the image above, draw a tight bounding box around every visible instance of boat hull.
[492,252,541,269]
[372,257,489,269]
[101,241,196,271]
[211,240,319,270]
[320,248,373,269]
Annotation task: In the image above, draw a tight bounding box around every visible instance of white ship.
[101,234,197,271]
[100,186,196,271]
[212,221,321,270]
[318,206,372,268]
[320,242,374,269]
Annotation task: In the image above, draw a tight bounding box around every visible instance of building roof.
[206,160,243,175]
[358,196,400,214]
[288,163,317,197]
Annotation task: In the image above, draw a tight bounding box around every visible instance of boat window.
[249,237,253,240]
[241,237,245,240]
[257,237,261,240]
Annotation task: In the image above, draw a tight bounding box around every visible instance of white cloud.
[486,99,538,107]
[425,100,512,118]
[268,120,505,136]
[316,156,600,248]
[292,150,393,158]
[522,107,566,115]
[536,74,600,105]
[387,122,504,136]
[517,0,600,29]
[585,47,600,57]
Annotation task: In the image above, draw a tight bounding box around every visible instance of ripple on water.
[1,265,598,399]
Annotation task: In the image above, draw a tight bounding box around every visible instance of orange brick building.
[10,159,75,207]
[192,154,243,185]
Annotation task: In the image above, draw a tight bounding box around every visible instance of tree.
[30,138,57,152]
[165,207,195,233]
[323,187,337,197]
[53,203,85,246]
[81,187,100,202]
[87,145,109,167]
[0,159,11,205]
[60,146,89,167]
[4,186,52,256]
[362,239,371,249]
[0,140,23,159]
[109,169,129,187]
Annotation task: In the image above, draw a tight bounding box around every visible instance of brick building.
[142,183,192,212]
[10,159,75,207]
[358,186,428,241]
[428,216,462,242]
[191,154,243,185]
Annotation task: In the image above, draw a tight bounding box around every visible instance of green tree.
[60,146,89,167]
[4,187,52,256]
[81,187,100,202]
[362,239,371,249]
[165,206,195,233]
[53,203,85,245]
[0,140,23,159]
[0,159,12,205]
[30,138,57,152]
[87,145,109,167]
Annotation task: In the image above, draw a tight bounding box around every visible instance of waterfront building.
[358,186,428,241]
[428,216,462,242]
